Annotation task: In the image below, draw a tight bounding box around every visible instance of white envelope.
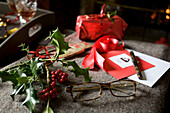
[127,49,170,87]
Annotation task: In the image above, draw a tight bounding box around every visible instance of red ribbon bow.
[85,4,107,20]
[82,35,124,69]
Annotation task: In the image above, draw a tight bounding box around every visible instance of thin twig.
[45,64,50,87]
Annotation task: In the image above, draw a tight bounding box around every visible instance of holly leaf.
[11,84,25,100]
[18,63,32,76]
[107,11,117,23]
[66,61,91,82]
[0,65,29,100]
[18,43,30,53]
[17,76,28,85]
[22,83,39,113]
[47,28,70,59]
[109,10,117,17]
[30,58,44,79]
[0,71,19,86]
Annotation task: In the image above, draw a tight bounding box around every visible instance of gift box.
[75,4,128,40]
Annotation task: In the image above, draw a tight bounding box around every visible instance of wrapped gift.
[75,4,128,40]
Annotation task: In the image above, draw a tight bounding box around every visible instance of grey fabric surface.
[0,33,169,113]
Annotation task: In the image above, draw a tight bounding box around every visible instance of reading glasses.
[66,80,136,102]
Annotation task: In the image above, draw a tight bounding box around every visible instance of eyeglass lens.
[72,83,101,101]
[110,81,135,96]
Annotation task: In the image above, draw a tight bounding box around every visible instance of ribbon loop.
[96,35,124,53]
[100,4,106,15]
[82,36,124,69]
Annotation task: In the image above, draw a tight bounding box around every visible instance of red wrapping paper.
[76,4,128,40]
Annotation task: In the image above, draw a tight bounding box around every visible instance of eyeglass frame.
[66,79,136,102]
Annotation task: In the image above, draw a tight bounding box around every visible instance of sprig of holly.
[0,28,92,113]
[107,10,117,23]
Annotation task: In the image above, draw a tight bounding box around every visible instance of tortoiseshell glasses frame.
[66,79,136,102]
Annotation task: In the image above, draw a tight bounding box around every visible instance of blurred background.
[1,0,170,45]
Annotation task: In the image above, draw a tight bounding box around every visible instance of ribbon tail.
[95,51,105,70]
[82,47,105,70]
[82,47,96,69]
[82,54,95,69]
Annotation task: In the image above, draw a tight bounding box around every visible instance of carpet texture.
[0,32,169,113]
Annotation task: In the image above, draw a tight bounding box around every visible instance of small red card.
[99,50,155,79]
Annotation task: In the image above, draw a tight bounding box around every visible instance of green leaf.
[107,11,117,23]
[18,63,32,76]
[22,83,39,113]
[0,71,19,85]
[66,61,91,82]
[30,58,44,78]
[47,28,70,59]
[17,76,28,85]
[110,10,117,17]
[18,43,30,53]
[11,84,25,100]
[43,106,53,113]
[42,99,54,113]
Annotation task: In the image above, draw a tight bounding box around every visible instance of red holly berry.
[41,95,47,101]
[51,82,56,88]
[42,89,47,93]
[51,78,55,81]
[55,69,62,75]
[60,78,64,83]
[65,73,69,77]
[52,74,56,78]
[55,92,58,96]
[46,87,50,91]
[59,72,63,77]
[51,95,56,99]
[53,88,58,93]
[39,91,44,95]
[57,76,60,80]
[64,77,68,81]
[45,92,49,97]
[51,71,55,75]
[49,90,53,95]
[61,75,65,79]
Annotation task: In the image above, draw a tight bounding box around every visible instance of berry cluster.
[51,69,69,83]
[39,87,58,101]
[39,69,69,101]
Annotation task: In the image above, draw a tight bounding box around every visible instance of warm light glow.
[166,15,170,19]
[166,8,170,14]
[0,22,3,26]
[150,13,156,19]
